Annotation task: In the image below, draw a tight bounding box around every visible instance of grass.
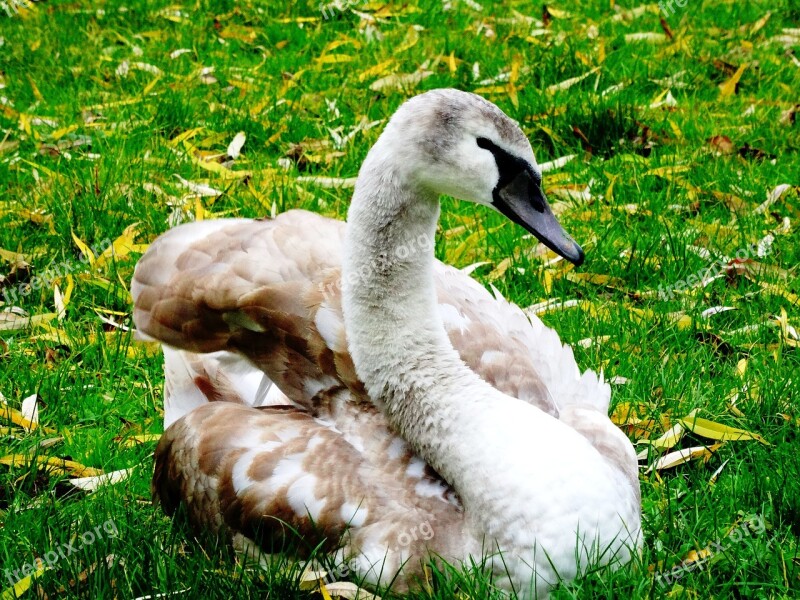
[1,0,799,597]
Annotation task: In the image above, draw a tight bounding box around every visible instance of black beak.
[493,169,585,266]
[477,137,584,266]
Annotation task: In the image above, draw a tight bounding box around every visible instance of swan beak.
[493,170,585,266]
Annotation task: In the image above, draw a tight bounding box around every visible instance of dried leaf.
[20,394,38,425]
[719,63,748,98]
[648,444,722,472]
[546,67,600,94]
[227,131,246,159]
[0,454,102,477]
[707,135,735,155]
[678,413,769,444]
[322,582,382,600]
[0,560,45,599]
[69,467,134,492]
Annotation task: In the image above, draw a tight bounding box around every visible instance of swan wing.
[153,399,470,590]
[132,210,600,419]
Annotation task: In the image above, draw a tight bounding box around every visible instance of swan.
[133,89,641,598]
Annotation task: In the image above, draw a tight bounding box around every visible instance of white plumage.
[133,89,641,598]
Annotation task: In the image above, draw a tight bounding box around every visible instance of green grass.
[1,0,799,597]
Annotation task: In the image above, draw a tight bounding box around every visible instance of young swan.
[149,89,641,598]
[341,89,640,595]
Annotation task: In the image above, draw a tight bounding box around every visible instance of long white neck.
[342,134,497,494]
[341,124,639,597]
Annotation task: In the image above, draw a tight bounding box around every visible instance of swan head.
[380,88,584,266]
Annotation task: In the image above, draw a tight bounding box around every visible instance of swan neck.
[342,144,471,414]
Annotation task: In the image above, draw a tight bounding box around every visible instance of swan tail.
[162,346,290,428]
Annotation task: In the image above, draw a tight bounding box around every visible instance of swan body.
[134,89,641,598]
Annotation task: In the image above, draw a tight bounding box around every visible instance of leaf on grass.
[322,582,382,600]
[625,32,667,44]
[546,67,600,94]
[719,63,748,98]
[755,183,792,214]
[71,231,96,265]
[0,560,45,600]
[642,422,685,451]
[0,404,40,432]
[20,394,38,425]
[647,443,722,472]
[539,154,576,172]
[119,433,161,447]
[707,135,735,155]
[566,271,627,290]
[370,69,432,92]
[94,223,140,269]
[0,310,57,333]
[358,59,396,82]
[0,454,102,477]
[227,131,246,159]
[69,467,134,492]
[296,176,357,188]
[174,175,223,197]
[677,413,769,444]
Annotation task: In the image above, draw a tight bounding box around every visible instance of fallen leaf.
[0,454,102,477]
[678,413,769,444]
[707,135,735,155]
[648,443,722,472]
[20,394,38,425]
[69,467,135,492]
[719,63,748,98]
[322,582,382,600]
[227,131,246,159]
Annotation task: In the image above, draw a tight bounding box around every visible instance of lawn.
[1,0,799,598]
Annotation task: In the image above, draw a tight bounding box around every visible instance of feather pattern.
[135,89,641,599]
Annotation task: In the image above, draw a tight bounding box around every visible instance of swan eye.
[476,137,541,189]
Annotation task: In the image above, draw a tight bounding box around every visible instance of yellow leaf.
[0,312,58,333]
[94,223,140,269]
[51,124,78,140]
[546,67,601,94]
[644,165,692,178]
[649,444,722,472]
[736,359,747,378]
[566,272,626,289]
[358,59,396,82]
[749,12,771,36]
[487,257,512,281]
[395,27,420,53]
[71,231,95,266]
[472,85,508,95]
[169,127,204,147]
[719,63,748,99]
[678,413,769,444]
[0,454,102,477]
[0,560,45,599]
[316,54,354,64]
[0,405,39,432]
[646,423,685,451]
[668,119,683,138]
[120,433,162,447]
